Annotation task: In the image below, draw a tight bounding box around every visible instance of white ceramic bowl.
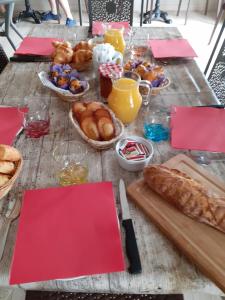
[115,136,154,172]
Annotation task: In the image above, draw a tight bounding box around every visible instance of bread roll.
[0,145,21,162]
[94,109,111,121]
[80,116,100,141]
[97,117,115,141]
[143,165,225,233]
[86,102,102,112]
[0,174,11,187]
[0,161,15,175]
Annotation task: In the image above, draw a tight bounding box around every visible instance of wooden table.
[0,25,224,296]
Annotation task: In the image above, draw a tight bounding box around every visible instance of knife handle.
[122,219,142,274]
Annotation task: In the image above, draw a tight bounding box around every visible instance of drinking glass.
[20,96,50,138]
[53,141,89,186]
[144,110,170,142]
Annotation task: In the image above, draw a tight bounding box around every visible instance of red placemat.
[15,37,62,56]
[0,107,26,145]
[171,106,225,153]
[148,39,197,58]
[10,182,125,284]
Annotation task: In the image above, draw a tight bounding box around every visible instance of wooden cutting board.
[127,154,225,293]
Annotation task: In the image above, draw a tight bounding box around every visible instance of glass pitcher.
[104,27,126,55]
[107,71,151,124]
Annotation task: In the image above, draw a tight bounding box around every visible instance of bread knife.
[119,179,142,274]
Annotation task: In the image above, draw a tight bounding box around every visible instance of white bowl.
[115,136,154,172]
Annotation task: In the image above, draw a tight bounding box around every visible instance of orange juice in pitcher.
[104,28,126,55]
[108,72,151,124]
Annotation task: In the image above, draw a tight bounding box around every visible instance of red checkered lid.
[99,63,123,78]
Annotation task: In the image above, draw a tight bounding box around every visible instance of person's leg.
[0,5,6,14]
[58,0,76,27]
[42,0,59,21]
[48,0,58,15]
[58,0,73,19]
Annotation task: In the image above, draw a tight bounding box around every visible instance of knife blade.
[119,179,142,274]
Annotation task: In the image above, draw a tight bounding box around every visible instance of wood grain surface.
[0,25,224,296]
[127,154,225,293]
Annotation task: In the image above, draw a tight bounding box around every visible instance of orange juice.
[104,28,126,54]
[107,78,142,124]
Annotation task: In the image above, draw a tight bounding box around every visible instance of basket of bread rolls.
[69,101,124,150]
[0,145,23,200]
[51,40,93,72]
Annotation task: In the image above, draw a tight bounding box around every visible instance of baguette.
[143,165,225,233]
[0,145,21,162]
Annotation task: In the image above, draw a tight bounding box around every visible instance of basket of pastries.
[69,101,125,150]
[0,145,23,200]
[51,40,93,72]
[124,59,170,95]
[38,63,89,102]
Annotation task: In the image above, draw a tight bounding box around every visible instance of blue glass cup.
[144,111,170,142]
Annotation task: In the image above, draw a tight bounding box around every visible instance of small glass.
[20,96,50,138]
[144,110,170,142]
[53,141,88,186]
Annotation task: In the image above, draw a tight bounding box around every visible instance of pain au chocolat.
[143,165,225,233]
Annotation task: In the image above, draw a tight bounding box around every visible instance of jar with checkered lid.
[99,63,123,99]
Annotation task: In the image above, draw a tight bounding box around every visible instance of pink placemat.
[15,37,62,56]
[171,106,225,153]
[10,182,125,284]
[92,21,130,36]
[148,39,197,58]
[0,107,26,145]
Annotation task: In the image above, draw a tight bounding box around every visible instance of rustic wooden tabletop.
[0,25,224,296]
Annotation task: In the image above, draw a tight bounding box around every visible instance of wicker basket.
[151,78,171,96]
[69,103,125,150]
[0,157,23,200]
[38,71,90,103]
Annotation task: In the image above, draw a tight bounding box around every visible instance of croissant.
[52,41,73,64]
[143,165,225,233]
[73,41,92,52]
[72,50,92,64]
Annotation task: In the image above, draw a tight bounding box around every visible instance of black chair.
[208,2,225,44]
[87,0,134,33]
[205,19,225,104]
[0,44,9,74]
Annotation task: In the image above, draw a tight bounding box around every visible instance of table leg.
[78,0,82,26]
[14,0,42,24]
[143,0,172,24]
[140,0,144,26]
